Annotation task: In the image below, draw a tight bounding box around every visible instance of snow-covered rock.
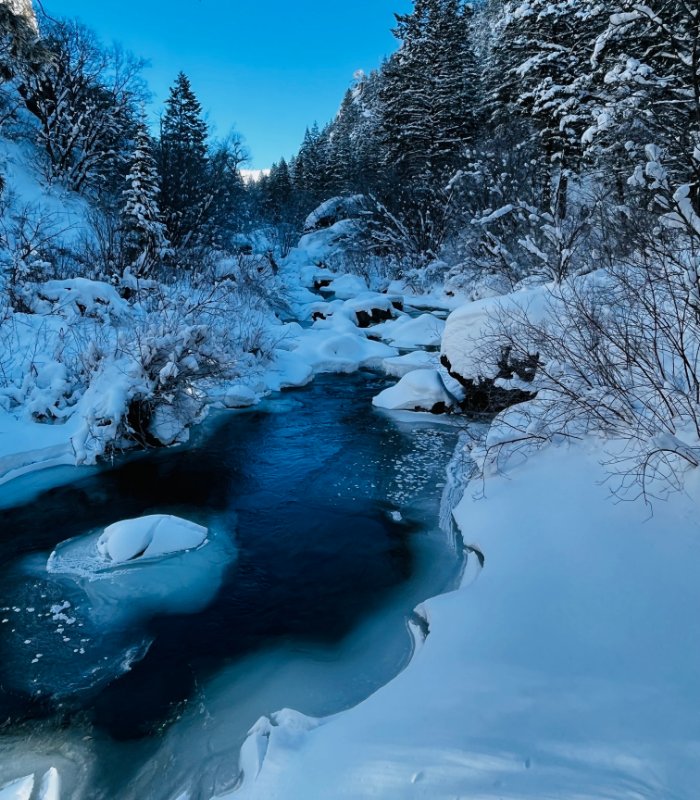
[97,515,208,564]
[303,196,364,234]
[375,313,445,348]
[372,369,457,413]
[326,274,369,300]
[440,289,545,412]
[341,292,401,327]
[382,350,438,378]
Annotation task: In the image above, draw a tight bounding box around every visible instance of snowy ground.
[226,438,700,800]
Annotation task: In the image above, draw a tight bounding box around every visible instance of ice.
[0,769,60,800]
[38,769,60,800]
[372,369,457,413]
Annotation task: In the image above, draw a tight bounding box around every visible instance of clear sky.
[43,0,412,169]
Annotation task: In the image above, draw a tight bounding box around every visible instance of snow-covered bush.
[477,238,700,499]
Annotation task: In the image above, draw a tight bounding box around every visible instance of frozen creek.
[0,371,471,799]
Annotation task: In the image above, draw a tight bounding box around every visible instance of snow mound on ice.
[372,369,456,413]
[97,515,208,564]
[375,313,445,348]
[46,516,233,624]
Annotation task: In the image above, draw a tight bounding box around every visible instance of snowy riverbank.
[226,437,700,800]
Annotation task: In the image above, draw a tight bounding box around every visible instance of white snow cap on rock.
[373,369,456,413]
[97,515,208,563]
[327,274,369,300]
[376,313,445,348]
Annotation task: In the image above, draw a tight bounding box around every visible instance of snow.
[224,441,700,800]
[303,196,363,233]
[97,515,208,563]
[441,287,548,381]
[326,274,369,300]
[0,769,59,800]
[382,350,438,378]
[374,313,445,348]
[373,369,457,413]
[223,385,259,409]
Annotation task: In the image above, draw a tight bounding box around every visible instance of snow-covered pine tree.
[158,72,210,249]
[121,112,171,277]
[379,0,478,187]
[487,0,607,218]
[588,1,700,200]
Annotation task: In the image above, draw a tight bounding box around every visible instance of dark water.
[0,372,461,797]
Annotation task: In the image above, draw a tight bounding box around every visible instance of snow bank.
[303,195,363,234]
[373,369,457,413]
[97,515,208,563]
[20,279,128,322]
[226,442,700,800]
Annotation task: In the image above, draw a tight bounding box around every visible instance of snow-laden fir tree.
[121,112,171,277]
[158,72,209,249]
[379,0,479,186]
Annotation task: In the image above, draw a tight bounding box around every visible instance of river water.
[0,371,466,799]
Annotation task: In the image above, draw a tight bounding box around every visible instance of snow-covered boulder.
[382,350,437,378]
[375,313,445,348]
[341,292,401,327]
[372,369,457,414]
[299,265,338,291]
[441,290,544,412]
[97,515,208,563]
[223,385,258,409]
[327,274,369,300]
[303,195,364,234]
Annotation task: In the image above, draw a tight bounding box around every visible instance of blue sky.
[43,0,412,169]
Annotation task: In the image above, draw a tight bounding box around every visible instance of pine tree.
[159,72,210,248]
[379,0,478,186]
[121,113,171,276]
[487,0,607,217]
